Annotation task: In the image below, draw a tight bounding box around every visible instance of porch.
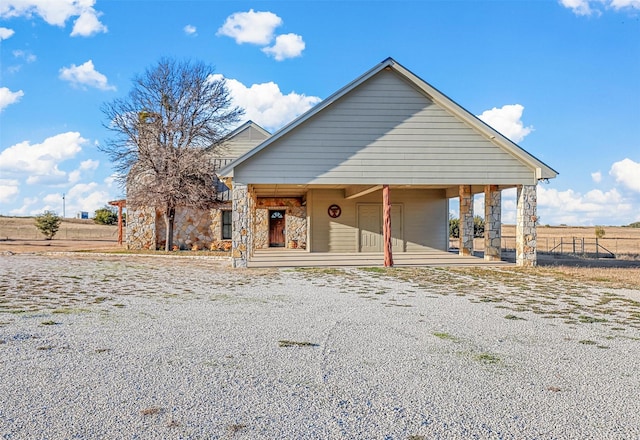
[247,248,510,268]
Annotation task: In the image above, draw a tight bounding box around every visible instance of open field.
[0,216,120,253]
[501,224,640,258]
[2,216,640,255]
[1,253,639,438]
[0,216,119,241]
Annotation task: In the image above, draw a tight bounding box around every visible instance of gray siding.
[235,70,537,186]
[309,188,447,253]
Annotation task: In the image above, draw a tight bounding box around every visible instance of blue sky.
[1,0,639,225]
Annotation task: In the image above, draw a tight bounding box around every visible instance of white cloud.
[217,9,282,45]
[59,60,116,91]
[68,159,100,183]
[610,0,640,9]
[0,0,106,36]
[0,179,19,203]
[71,9,107,37]
[211,74,321,131]
[262,33,305,61]
[184,24,196,35]
[477,104,533,143]
[591,171,602,183]
[0,27,14,40]
[0,87,24,111]
[68,170,82,184]
[537,185,635,225]
[560,0,595,16]
[560,0,640,15]
[0,132,88,184]
[8,197,38,216]
[79,159,99,170]
[64,182,112,215]
[13,49,36,63]
[610,158,640,192]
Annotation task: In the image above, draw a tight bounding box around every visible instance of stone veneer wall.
[516,184,537,266]
[155,207,214,250]
[126,206,156,250]
[209,203,232,247]
[254,208,269,249]
[254,198,307,249]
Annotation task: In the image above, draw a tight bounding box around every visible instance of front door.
[269,210,286,247]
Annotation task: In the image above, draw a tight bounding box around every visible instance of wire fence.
[502,236,640,258]
[450,236,640,258]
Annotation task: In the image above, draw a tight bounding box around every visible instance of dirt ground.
[0,239,123,254]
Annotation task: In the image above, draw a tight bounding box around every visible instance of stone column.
[459,185,474,256]
[232,182,250,268]
[484,185,502,261]
[516,184,537,267]
[248,188,256,259]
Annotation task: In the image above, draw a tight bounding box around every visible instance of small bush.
[94,206,118,225]
[449,217,459,238]
[35,211,62,240]
[594,225,605,239]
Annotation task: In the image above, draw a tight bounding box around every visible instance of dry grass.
[0,216,119,253]
[536,266,640,288]
[0,216,118,240]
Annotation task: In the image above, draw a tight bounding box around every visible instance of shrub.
[473,215,485,238]
[595,225,605,239]
[35,211,62,240]
[449,218,459,238]
[94,206,118,225]
[449,216,484,238]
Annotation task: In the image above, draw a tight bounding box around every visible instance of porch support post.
[459,185,474,256]
[116,203,123,245]
[383,184,393,267]
[232,182,250,268]
[108,200,125,245]
[484,185,502,261]
[516,184,537,267]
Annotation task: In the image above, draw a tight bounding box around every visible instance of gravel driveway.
[1,254,639,439]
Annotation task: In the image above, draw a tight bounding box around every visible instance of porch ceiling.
[250,183,518,198]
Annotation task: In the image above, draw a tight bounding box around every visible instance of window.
[222,210,232,240]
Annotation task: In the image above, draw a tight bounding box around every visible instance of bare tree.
[101,58,243,250]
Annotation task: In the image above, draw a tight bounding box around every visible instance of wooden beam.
[383,184,393,267]
[344,185,383,200]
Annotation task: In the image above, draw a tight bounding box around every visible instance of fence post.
[572,237,576,254]
[596,238,599,259]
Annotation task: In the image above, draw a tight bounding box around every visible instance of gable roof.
[213,120,271,160]
[222,120,271,141]
[219,58,557,181]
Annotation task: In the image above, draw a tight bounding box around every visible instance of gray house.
[219,57,557,268]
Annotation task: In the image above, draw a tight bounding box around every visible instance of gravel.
[1,254,639,439]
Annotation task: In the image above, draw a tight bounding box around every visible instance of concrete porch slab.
[248,248,511,268]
